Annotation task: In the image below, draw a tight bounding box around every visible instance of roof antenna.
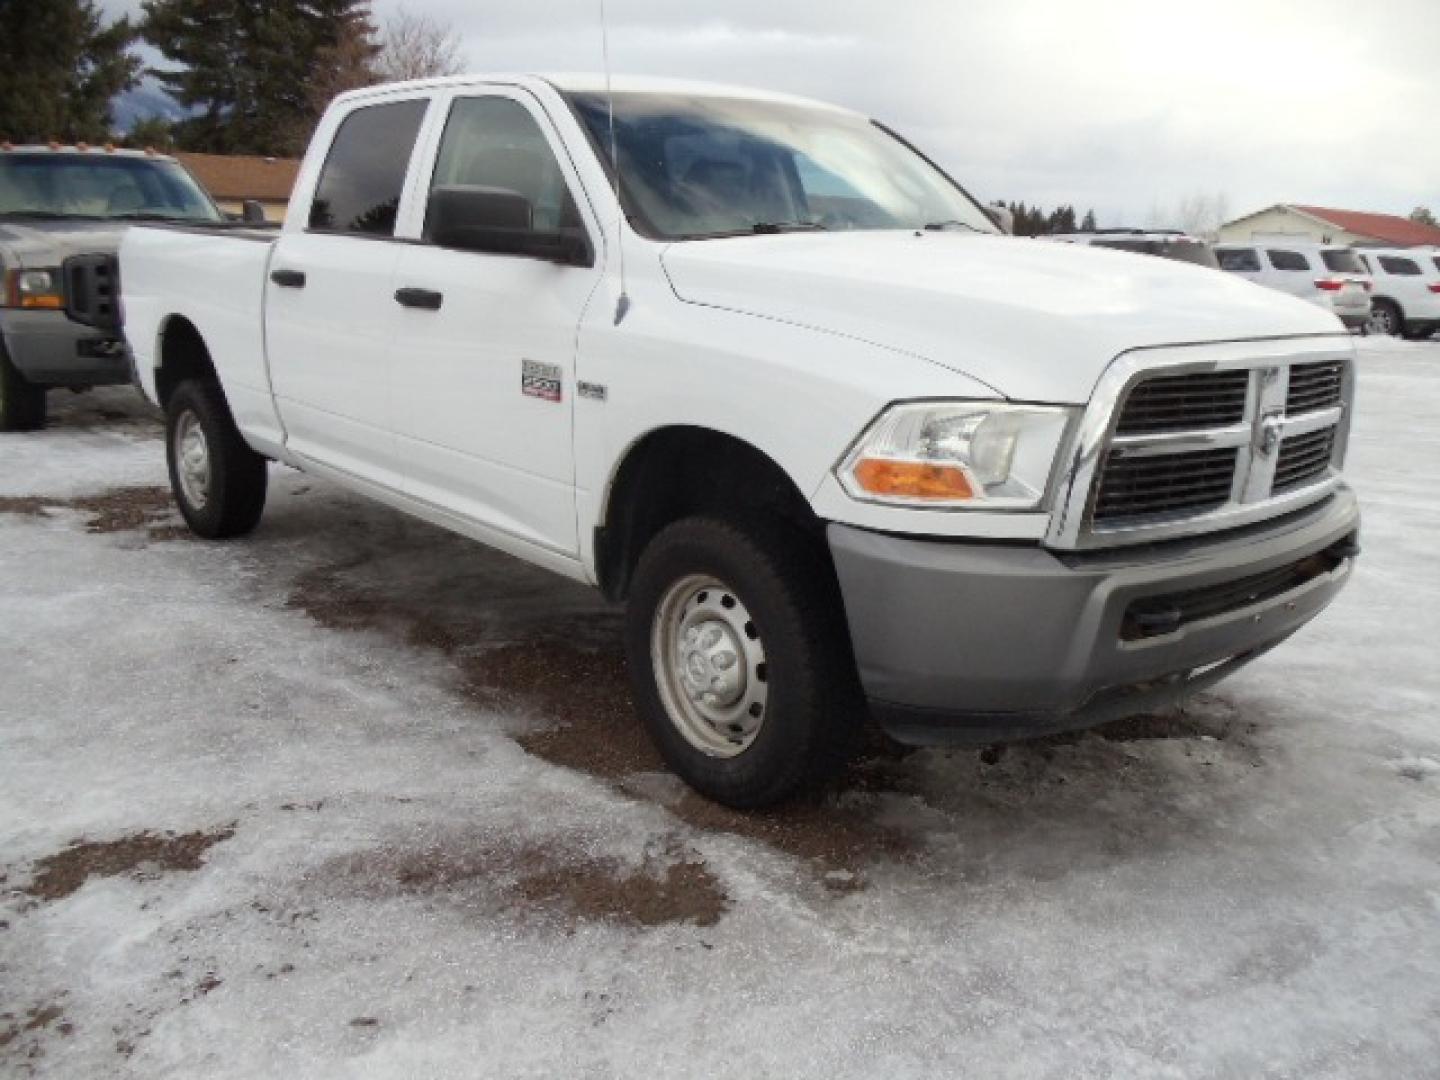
[600,0,630,325]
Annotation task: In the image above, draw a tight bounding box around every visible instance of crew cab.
[118,75,1361,807]
[0,145,228,430]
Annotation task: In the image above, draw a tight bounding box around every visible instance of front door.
[388,91,601,557]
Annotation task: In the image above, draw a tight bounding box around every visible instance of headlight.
[838,401,1075,510]
[2,267,64,309]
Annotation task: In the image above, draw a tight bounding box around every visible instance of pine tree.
[142,0,377,156]
[1080,209,1097,232]
[0,0,140,143]
[1411,207,1438,228]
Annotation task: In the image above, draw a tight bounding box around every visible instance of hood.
[660,232,1345,403]
[0,220,130,269]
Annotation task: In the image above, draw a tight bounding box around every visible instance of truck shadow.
[269,479,1267,894]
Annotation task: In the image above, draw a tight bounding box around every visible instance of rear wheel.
[0,348,47,431]
[1368,300,1403,337]
[625,516,862,807]
[165,379,268,538]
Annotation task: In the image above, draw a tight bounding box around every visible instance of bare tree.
[1148,192,1232,240]
[375,10,465,82]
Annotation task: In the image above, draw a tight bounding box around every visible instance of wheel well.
[154,317,218,409]
[595,427,824,601]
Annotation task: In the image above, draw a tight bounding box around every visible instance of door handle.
[394,287,443,310]
[270,269,306,288]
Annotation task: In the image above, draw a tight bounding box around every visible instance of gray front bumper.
[1,309,130,386]
[828,488,1360,744]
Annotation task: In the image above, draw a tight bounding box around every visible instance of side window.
[1378,256,1421,276]
[1217,248,1261,272]
[1267,249,1310,272]
[309,98,428,237]
[427,96,581,233]
[1432,257,1440,275]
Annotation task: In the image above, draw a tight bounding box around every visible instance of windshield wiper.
[110,211,196,222]
[0,210,106,221]
[750,221,827,234]
[923,219,987,234]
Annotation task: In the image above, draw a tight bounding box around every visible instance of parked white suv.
[1214,242,1371,330]
[1354,248,1440,339]
[115,75,1360,807]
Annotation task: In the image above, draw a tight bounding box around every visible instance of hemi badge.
[577,381,607,402]
[521,359,563,403]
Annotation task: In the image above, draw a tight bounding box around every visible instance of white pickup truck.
[119,74,1361,807]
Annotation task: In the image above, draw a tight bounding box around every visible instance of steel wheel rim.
[651,573,769,758]
[174,410,211,509]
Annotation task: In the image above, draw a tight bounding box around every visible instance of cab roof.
[333,72,859,117]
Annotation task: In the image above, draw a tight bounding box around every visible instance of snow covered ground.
[3,340,1439,1079]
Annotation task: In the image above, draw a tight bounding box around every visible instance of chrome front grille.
[1113,370,1249,435]
[1046,342,1354,550]
[1273,427,1337,493]
[1285,361,1344,413]
[1093,446,1238,523]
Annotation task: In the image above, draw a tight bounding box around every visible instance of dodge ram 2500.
[118,75,1360,807]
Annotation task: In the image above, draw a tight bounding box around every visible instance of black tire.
[625,515,863,808]
[0,346,47,432]
[1370,300,1403,338]
[165,379,268,538]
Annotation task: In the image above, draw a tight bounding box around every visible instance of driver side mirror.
[426,185,592,267]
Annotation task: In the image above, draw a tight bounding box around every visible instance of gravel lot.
[3,339,1439,1078]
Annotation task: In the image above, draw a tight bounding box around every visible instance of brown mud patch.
[0,485,186,539]
[288,562,913,886]
[328,834,728,928]
[24,826,235,902]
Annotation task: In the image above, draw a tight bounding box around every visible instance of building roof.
[175,152,300,202]
[1290,205,1440,247]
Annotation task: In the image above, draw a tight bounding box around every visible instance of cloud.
[98,0,1440,221]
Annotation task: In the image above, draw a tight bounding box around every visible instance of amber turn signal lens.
[852,458,976,500]
[21,295,63,310]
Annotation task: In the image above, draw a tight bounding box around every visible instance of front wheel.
[0,348,47,431]
[165,380,268,538]
[625,516,863,808]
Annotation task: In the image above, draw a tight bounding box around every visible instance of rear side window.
[1321,250,1364,274]
[427,96,581,233]
[1217,248,1261,272]
[1378,255,1421,276]
[1433,257,1440,275]
[1267,249,1310,272]
[310,99,428,236]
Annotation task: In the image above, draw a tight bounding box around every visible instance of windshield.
[1321,249,1365,274]
[0,154,221,222]
[1092,238,1219,268]
[566,92,997,240]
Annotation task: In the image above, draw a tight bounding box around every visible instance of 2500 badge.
[521,359,563,403]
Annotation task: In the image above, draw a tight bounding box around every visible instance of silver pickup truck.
[0,145,235,430]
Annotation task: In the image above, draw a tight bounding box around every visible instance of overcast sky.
[102,0,1439,226]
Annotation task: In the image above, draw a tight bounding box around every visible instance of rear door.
[265,95,430,489]
[386,88,603,557]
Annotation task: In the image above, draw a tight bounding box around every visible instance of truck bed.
[120,224,285,454]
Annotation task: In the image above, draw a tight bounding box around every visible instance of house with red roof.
[1218,204,1440,248]
[174,152,301,223]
